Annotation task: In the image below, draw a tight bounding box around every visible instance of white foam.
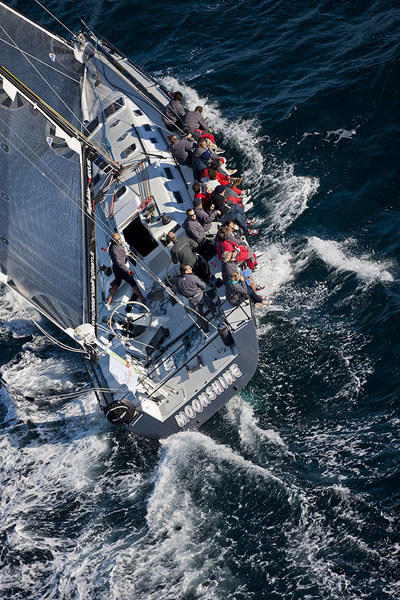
[325,128,357,144]
[108,431,287,599]
[285,489,354,597]
[224,396,293,456]
[158,78,319,234]
[307,236,394,282]
[158,75,267,186]
[252,242,294,297]
[0,285,41,337]
[265,164,320,233]
[1,349,75,410]
[298,127,358,145]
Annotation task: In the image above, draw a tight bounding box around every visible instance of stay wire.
[32,0,76,38]
[0,35,121,157]
[92,39,188,136]
[0,375,122,401]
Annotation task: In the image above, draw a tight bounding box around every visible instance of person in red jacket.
[215,228,257,270]
[192,182,212,211]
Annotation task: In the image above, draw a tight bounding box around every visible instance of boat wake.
[263,163,320,234]
[306,236,394,283]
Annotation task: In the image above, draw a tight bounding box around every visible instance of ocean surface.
[1,1,399,598]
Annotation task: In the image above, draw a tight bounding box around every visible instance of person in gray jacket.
[176,264,217,332]
[183,106,212,138]
[193,197,220,232]
[183,209,216,259]
[162,91,187,131]
[226,271,269,307]
[167,134,196,167]
[167,231,198,267]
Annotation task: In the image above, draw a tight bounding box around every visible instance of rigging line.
[0,128,84,211]
[0,35,128,156]
[1,27,187,143]
[0,24,84,133]
[9,290,86,354]
[93,41,115,160]
[0,130,217,335]
[32,0,76,38]
[0,35,175,141]
[1,125,213,334]
[0,64,118,173]
[0,115,83,204]
[0,377,123,401]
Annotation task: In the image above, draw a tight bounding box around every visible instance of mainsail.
[0,2,87,331]
[0,2,84,128]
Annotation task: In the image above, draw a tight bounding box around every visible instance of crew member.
[226,271,270,308]
[183,106,215,142]
[166,231,210,282]
[193,197,220,232]
[176,263,217,332]
[167,134,196,166]
[107,233,145,305]
[162,91,187,131]
[183,209,216,259]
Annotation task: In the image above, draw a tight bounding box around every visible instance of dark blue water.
[1,1,399,598]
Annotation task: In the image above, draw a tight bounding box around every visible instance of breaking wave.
[307,237,394,282]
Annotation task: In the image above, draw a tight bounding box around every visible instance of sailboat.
[0,1,259,438]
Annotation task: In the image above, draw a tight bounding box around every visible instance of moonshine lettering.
[175,411,189,427]
[184,404,196,419]
[175,363,243,427]
[218,376,229,390]
[205,386,216,401]
[222,371,234,386]
[197,393,211,408]
[210,380,224,396]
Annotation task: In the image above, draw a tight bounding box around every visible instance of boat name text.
[175,363,242,427]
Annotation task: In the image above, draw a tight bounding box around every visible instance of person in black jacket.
[213,187,256,235]
[193,197,220,232]
[107,233,145,305]
[167,232,210,283]
[167,232,198,267]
